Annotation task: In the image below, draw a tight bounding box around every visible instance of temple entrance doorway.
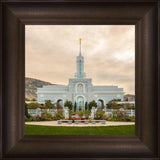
[76,96,84,111]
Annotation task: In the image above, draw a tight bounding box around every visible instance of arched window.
[77,83,83,93]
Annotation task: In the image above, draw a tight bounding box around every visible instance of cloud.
[25,25,135,94]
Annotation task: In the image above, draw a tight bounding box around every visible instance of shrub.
[25,116,34,122]
[54,111,64,120]
[46,112,52,118]
[32,116,37,121]
[112,110,117,118]
[27,102,42,109]
[102,112,108,120]
[83,110,91,119]
[95,111,105,120]
[96,108,103,112]
[72,111,76,115]
[117,110,127,117]
[51,116,55,120]
[107,101,119,109]
[36,115,41,121]
[45,117,51,121]
[69,110,73,120]
[25,97,30,101]
[126,106,135,109]
[41,113,47,121]
[25,116,28,121]
[32,98,37,101]
[78,111,84,118]
[107,116,135,122]
[44,100,55,109]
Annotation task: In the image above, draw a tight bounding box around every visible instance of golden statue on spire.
[79,38,82,56]
[79,38,82,43]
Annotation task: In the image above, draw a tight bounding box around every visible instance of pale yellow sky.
[25,25,135,94]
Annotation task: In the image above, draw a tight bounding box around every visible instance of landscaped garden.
[25,109,135,122]
[25,100,135,135]
[25,99,135,123]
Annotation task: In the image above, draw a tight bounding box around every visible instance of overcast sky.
[25,25,135,94]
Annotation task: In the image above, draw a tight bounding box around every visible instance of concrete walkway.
[25,121,135,127]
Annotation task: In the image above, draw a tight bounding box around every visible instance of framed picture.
[0,0,159,159]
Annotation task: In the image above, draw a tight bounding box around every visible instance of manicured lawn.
[25,124,135,135]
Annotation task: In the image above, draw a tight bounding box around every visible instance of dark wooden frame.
[0,0,159,159]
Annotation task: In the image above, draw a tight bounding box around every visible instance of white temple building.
[37,39,124,110]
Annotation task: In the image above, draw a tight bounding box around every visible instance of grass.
[25,124,135,135]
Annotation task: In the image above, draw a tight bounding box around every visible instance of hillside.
[25,77,53,100]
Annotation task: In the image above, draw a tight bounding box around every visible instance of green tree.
[27,102,42,109]
[88,100,97,110]
[25,103,29,118]
[74,102,77,112]
[112,98,121,102]
[44,100,55,109]
[107,98,122,109]
[85,102,88,110]
[107,101,119,109]
[64,100,73,110]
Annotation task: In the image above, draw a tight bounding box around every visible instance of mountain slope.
[25,77,53,100]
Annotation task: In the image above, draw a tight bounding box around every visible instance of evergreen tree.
[85,102,88,110]
[88,100,97,110]
[74,102,77,112]
[107,100,118,109]
[25,103,29,118]
[44,100,55,109]
[64,100,73,110]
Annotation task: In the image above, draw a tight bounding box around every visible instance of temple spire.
[75,38,86,79]
[79,38,82,56]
